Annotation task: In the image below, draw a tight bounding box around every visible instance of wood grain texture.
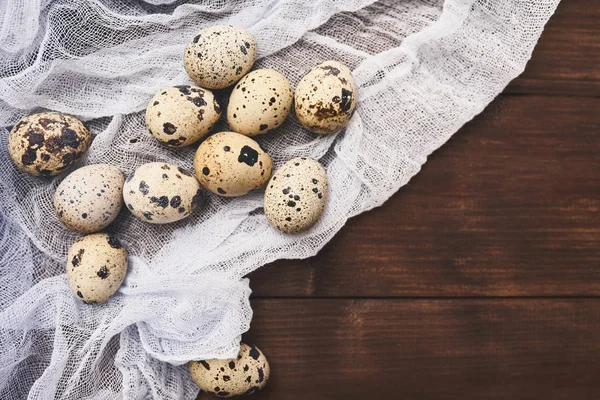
[197,299,600,400]
[249,94,600,297]
[507,0,600,96]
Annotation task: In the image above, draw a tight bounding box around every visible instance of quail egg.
[227,69,293,136]
[193,131,272,197]
[146,85,221,147]
[189,343,270,397]
[264,157,328,233]
[66,233,127,303]
[123,162,202,224]
[54,164,124,233]
[294,60,357,134]
[184,25,257,89]
[8,111,92,176]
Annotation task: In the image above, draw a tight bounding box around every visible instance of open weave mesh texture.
[0,0,558,398]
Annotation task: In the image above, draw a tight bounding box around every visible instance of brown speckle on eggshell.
[193,131,272,197]
[189,343,270,397]
[264,157,328,233]
[66,233,127,303]
[123,162,202,224]
[294,60,357,134]
[7,111,92,176]
[54,164,124,233]
[227,69,294,136]
[146,85,221,147]
[184,25,256,89]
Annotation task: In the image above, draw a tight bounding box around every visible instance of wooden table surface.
[201,1,600,398]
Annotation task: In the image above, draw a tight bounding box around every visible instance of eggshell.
[193,131,272,197]
[227,69,293,136]
[66,233,127,303]
[146,85,221,147]
[123,162,202,224]
[189,343,270,397]
[294,60,357,134]
[8,111,92,176]
[264,157,328,233]
[184,25,257,90]
[54,164,124,233]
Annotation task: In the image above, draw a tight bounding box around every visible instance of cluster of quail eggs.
[7,24,357,397]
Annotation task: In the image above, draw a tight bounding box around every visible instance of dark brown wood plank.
[507,0,600,95]
[198,299,600,400]
[249,94,600,297]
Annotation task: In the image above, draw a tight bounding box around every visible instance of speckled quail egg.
[8,111,92,176]
[146,85,222,147]
[193,131,272,197]
[227,69,294,136]
[189,343,270,397]
[54,164,124,233]
[123,162,202,224]
[264,157,328,233]
[184,25,257,89]
[66,233,127,304]
[294,60,357,134]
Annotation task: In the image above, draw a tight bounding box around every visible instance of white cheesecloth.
[0,0,559,398]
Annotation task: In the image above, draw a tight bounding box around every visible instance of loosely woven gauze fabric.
[0,0,559,398]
